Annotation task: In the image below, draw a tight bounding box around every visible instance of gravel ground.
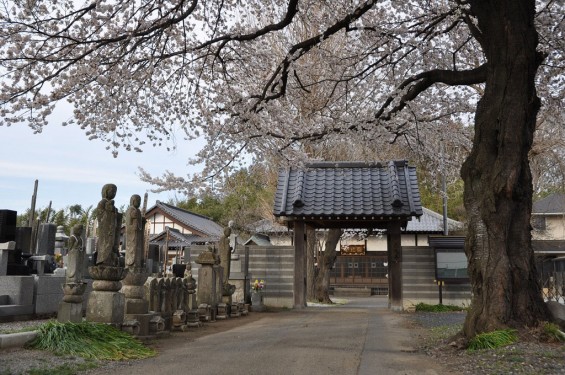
[1,311,564,375]
[405,311,565,375]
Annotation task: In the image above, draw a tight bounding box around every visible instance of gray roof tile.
[273,160,422,219]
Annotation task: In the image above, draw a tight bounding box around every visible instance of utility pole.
[441,140,448,236]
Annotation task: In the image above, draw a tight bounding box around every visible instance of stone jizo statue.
[95,183,118,266]
[219,227,232,283]
[125,194,145,269]
[66,224,84,283]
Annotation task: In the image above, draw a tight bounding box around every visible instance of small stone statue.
[125,194,145,269]
[95,183,118,266]
[219,227,232,282]
[66,224,84,283]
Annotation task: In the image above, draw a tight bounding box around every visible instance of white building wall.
[147,212,194,235]
[534,215,565,240]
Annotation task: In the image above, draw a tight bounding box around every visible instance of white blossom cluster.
[0,0,563,194]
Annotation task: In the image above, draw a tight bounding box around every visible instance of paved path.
[91,296,451,375]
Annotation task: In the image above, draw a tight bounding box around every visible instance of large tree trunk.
[313,228,342,303]
[461,0,551,337]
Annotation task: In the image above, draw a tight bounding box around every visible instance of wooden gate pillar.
[293,220,306,308]
[387,221,403,311]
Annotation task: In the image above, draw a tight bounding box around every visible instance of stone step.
[0,304,34,317]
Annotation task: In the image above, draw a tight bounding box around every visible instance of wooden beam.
[293,220,306,308]
[387,221,403,311]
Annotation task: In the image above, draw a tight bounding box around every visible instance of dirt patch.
[0,310,269,375]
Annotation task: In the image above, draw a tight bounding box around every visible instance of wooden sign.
[340,244,365,255]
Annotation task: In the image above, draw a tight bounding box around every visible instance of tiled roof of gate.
[273,160,422,219]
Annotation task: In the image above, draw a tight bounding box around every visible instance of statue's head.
[72,224,84,236]
[130,194,141,208]
[101,183,117,199]
[224,227,231,236]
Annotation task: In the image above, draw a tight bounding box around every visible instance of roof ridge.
[157,200,216,221]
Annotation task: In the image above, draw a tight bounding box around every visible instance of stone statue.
[219,227,232,284]
[66,224,84,283]
[95,183,118,266]
[125,194,144,269]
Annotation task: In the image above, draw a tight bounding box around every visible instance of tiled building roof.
[532,193,565,215]
[148,200,224,237]
[273,161,422,223]
[406,207,463,233]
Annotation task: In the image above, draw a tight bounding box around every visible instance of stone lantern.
[54,226,69,256]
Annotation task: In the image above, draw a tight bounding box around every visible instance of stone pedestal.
[0,241,16,276]
[186,310,201,327]
[57,282,87,323]
[230,302,241,318]
[251,292,265,312]
[87,291,125,324]
[217,303,228,319]
[86,265,126,325]
[121,267,151,336]
[122,267,150,314]
[58,301,83,323]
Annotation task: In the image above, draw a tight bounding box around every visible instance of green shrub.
[26,321,156,360]
[467,329,518,350]
[415,303,465,312]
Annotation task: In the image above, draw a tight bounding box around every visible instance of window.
[532,215,546,231]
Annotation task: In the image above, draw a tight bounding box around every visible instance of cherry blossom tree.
[1,0,564,337]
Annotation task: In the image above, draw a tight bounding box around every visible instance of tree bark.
[314,228,342,303]
[461,0,551,337]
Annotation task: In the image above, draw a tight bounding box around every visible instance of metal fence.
[540,257,565,304]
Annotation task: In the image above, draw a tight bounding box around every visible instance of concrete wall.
[0,276,34,305]
[186,245,294,308]
[34,275,66,315]
[401,246,471,309]
[185,244,472,311]
[247,246,294,308]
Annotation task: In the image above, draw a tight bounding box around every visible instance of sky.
[0,118,203,216]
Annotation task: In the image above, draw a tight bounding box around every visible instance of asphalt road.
[90,296,451,375]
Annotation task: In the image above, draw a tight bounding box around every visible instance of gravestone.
[196,247,220,321]
[146,244,160,274]
[36,223,57,255]
[85,238,96,255]
[0,210,17,243]
[15,227,32,254]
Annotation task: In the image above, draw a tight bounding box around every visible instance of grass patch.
[467,329,518,351]
[542,322,565,343]
[26,321,156,360]
[415,303,465,312]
